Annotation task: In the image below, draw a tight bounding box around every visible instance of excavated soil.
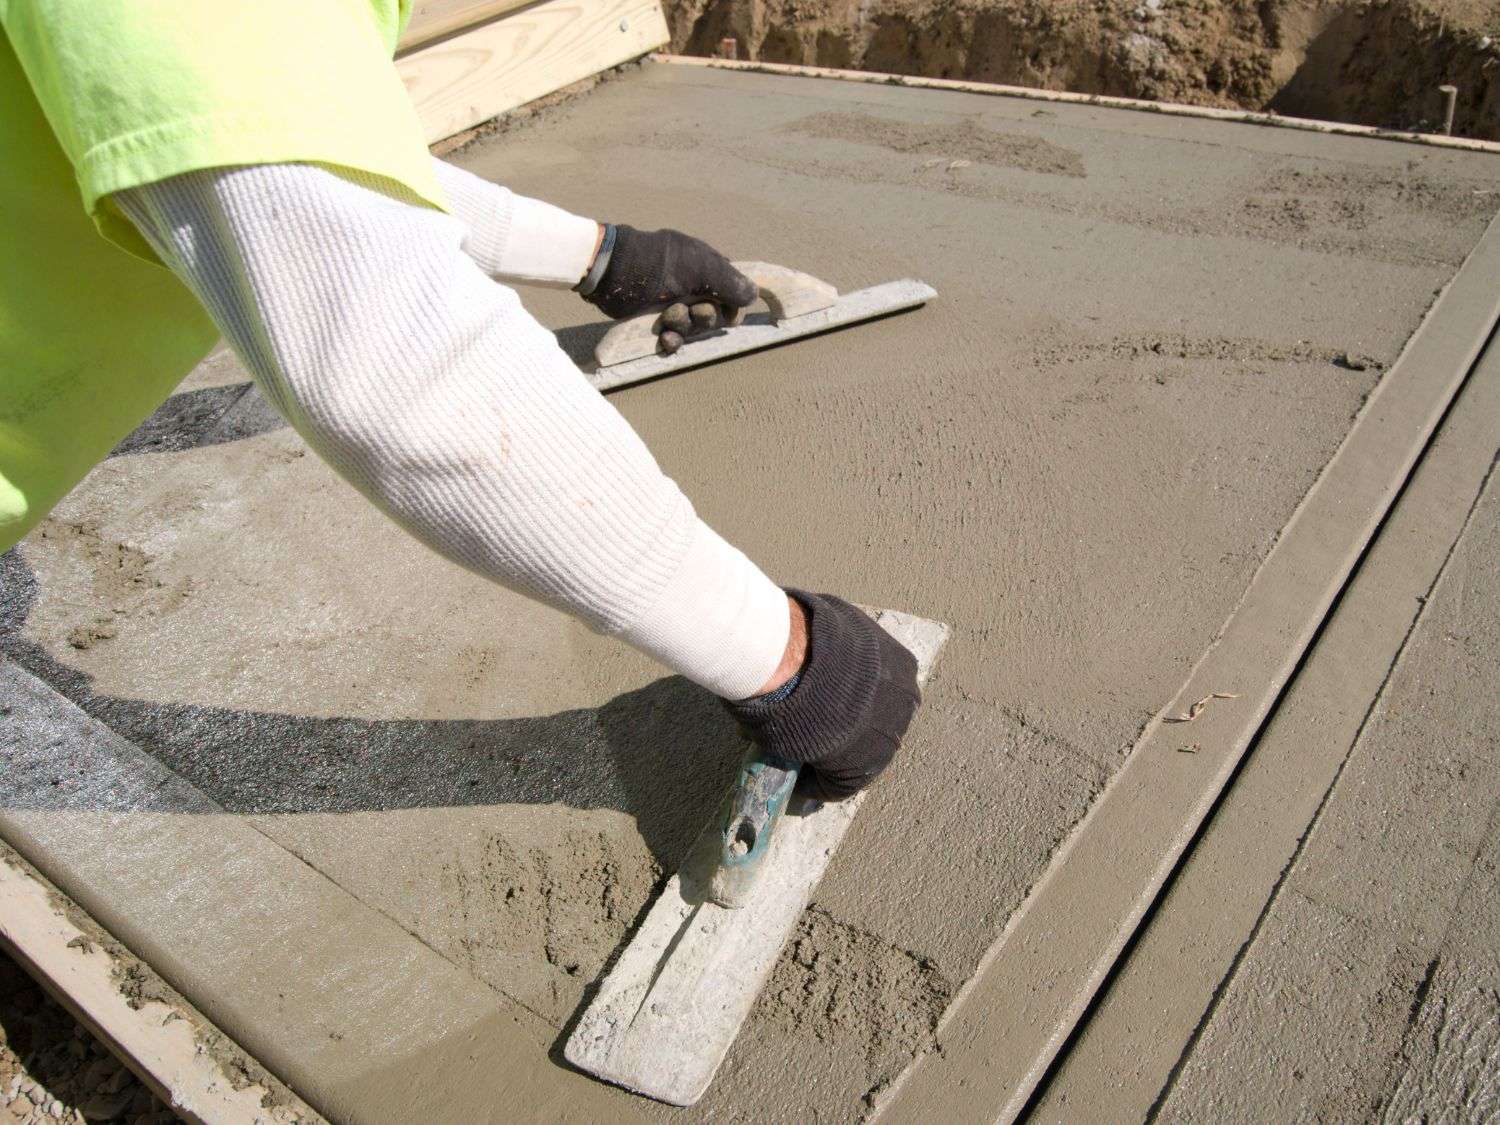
[666,0,1500,139]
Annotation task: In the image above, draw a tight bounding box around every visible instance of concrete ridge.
[652,54,1500,156]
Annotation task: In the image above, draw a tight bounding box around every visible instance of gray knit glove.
[722,591,921,802]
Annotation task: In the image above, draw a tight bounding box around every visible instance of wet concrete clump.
[445,829,663,1017]
[753,905,953,1102]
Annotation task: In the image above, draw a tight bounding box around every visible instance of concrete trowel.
[585,261,936,391]
[564,609,949,1106]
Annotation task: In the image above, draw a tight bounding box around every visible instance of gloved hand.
[721,591,922,802]
[579,224,757,353]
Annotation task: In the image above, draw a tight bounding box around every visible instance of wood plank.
[399,0,669,143]
[399,0,533,54]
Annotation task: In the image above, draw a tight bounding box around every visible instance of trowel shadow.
[552,320,614,370]
[0,548,742,871]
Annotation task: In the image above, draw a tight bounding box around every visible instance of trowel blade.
[584,279,937,392]
[563,609,950,1106]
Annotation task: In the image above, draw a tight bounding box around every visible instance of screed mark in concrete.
[784,110,1086,176]
[1244,161,1499,233]
[1028,331,1386,372]
[753,906,953,1108]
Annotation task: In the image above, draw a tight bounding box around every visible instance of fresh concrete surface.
[1031,289,1500,1122]
[878,198,1500,1120]
[3,62,1499,1121]
[1157,434,1500,1122]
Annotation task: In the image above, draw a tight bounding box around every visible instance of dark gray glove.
[580,224,757,327]
[721,591,921,802]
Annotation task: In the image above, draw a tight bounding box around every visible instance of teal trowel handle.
[707,749,801,908]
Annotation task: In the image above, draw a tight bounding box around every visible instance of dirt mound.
[665,0,1500,140]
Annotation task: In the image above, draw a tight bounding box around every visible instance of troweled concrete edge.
[875,214,1500,1123]
[1032,295,1500,1119]
[0,841,322,1124]
[0,664,649,1125]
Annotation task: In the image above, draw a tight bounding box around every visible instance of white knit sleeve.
[114,163,789,700]
[432,157,600,288]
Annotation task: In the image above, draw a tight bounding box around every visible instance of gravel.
[0,950,174,1125]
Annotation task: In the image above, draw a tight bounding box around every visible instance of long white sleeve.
[114,162,789,700]
[431,157,599,287]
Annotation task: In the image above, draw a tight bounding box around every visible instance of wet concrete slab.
[1031,276,1500,1123]
[1157,454,1500,1122]
[3,62,1500,1121]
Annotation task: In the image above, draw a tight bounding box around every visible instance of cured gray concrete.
[3,62,1499,1121]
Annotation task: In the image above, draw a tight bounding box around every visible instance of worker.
[0,4,919,800]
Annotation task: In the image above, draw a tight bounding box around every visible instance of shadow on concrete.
[106,320,644,463]
[0,547,742,871]
[108,382,287,458]
[552,320,614,370]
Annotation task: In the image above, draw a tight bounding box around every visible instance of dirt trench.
[665,0,1500,140]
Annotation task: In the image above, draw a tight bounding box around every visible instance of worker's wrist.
[576,222,616,297]
[488,196,600,286]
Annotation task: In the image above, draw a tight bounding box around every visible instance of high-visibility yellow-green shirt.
[0,1,447,551]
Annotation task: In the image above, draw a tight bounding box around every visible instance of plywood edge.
[0,842,324,1125]
[400,0,669,143]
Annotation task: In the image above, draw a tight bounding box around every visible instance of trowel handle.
[704,747,801,909]
[592,261,839,369]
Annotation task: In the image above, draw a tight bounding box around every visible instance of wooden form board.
[399,0,532,53]
[0,847,322,1125]
[398,0,669,143]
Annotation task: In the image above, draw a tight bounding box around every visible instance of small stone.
[13,1094,34,1115]
[49,1098,66,1116]
[657,329,684,355]
[80,1090,133,1119]
[103,1065,134,1094]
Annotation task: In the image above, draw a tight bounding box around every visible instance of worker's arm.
[116,162,918,797]
[115,162,790,701]
[432,157,756,324]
